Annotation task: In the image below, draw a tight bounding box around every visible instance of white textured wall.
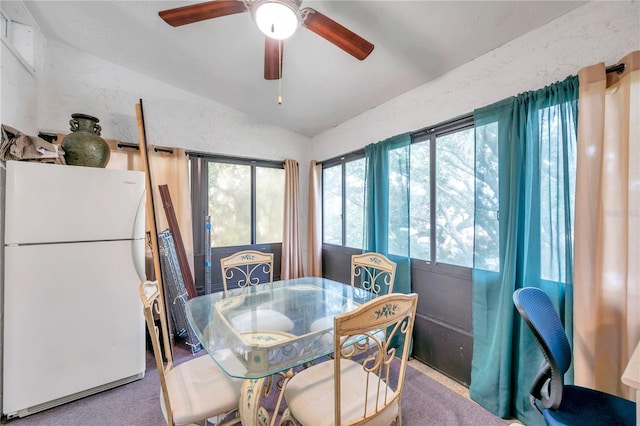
[37,41,309,160]
[0,1,46,134]
[1,34,47,134]
[1,42,38,134]
[310,1,640,160]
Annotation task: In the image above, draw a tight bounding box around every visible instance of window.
[538,106,576,282]
[322,155,365,248]
[411,120,475,267]
[409,140,430,260]
[345,158,365,248]
[322,115,475,269]
[192,155,284,248]
[474,122,500,271]
[473,88,578,278]
[434,128,475,267]
[208,162,251,246]
[256,167,285,244]
[322,164,342,245]
[388,144,410,256]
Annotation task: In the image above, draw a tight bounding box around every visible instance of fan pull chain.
[278,40,283,105]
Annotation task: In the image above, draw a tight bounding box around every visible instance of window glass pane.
[345,159,365,249]
[256,167,284,244]
[436,129,475,267]
[208,162,251,247]
[539,105,576,282]
[410,140,430,260]
[388,145,410,256]
[474,123,500,271]
[323,165,342,244]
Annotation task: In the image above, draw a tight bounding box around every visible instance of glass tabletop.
[185,277,376,379]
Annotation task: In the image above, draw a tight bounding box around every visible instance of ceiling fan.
[158,0,375,80]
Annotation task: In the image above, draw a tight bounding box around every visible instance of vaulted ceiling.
[20,1,584,137]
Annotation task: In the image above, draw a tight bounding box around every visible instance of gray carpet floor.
[4,342,507,425]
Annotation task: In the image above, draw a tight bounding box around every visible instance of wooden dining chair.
[310,252,397,352]
[281,292,418,425]
[351,252,397,296]
[139,280,242,426]
[220,250,274,292]
[219,250,294,333]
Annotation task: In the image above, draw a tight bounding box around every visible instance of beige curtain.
[307,160,323,277]
[281,159,304,279]
[574,50,640,399]
[106,141,194,281]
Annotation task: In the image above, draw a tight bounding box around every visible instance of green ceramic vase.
[61,113,110,168]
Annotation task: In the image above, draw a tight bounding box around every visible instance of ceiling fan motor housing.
[251,0,302,40]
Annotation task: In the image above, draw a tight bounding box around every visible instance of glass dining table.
[185,277,377,426]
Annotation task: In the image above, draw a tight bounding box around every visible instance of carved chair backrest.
[351,252,397,295]
[220,250,274,292]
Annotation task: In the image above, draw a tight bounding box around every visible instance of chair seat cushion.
[284,359,398,426]
[231,309,294,333]
[310,316,385,351]
[162,355,241,425]
[310,315,333,332]
[543,385,636,426]
[310,316,334,346]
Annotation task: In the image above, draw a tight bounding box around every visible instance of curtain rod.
[321,112,474,165]
[122,63,626,164]
[412,112,474,139]
[117,142,139,150]
[323,63,625,166]
[185,150,284,168]
[154,147,173,154]
[606,63,626,74]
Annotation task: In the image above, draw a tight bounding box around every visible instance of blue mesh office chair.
[513,287,636,426]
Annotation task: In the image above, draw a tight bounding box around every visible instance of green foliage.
[208,163,284,247]
[323,127,490,269]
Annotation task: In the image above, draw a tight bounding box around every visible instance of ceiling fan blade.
[301,7,374,60]
[264,37,283,80]
[159,1,248,27]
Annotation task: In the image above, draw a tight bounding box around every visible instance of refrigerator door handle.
[131,239,146,282]
[131,190,147,282]
[132,189,146,240]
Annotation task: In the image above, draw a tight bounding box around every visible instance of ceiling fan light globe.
[253,0,300,40]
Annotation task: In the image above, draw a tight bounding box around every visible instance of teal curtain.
[363,133,412,355]
[470,76,578,425]
[363,132,412,296]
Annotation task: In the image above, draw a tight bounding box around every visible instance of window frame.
[320,114,474,278]
[189,153,285,253]
[321,150,365,248]
[412,115,475,271]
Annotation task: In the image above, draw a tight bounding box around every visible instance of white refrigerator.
[0,160,147,419]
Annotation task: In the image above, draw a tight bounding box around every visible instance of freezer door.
[4,161,145,245]
[2,240,146,415]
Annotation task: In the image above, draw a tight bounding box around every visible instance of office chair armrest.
[530,359,564,410]
[529,360,558,412]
